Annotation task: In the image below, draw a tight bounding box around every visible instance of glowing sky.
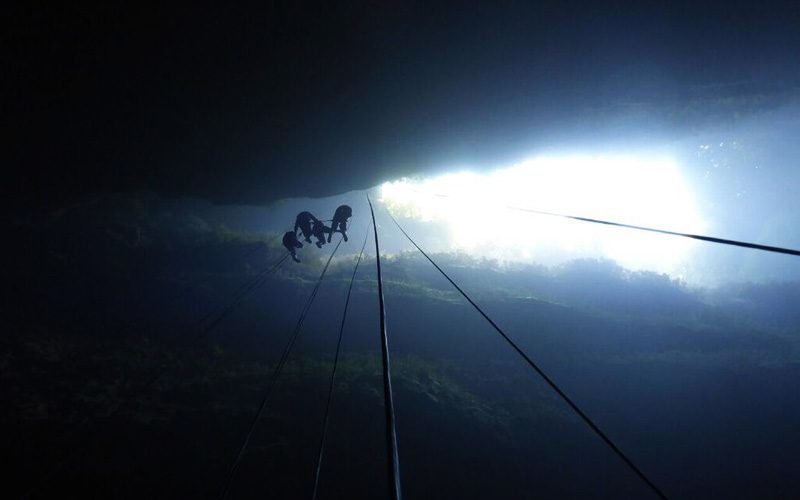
[381,157,706,277]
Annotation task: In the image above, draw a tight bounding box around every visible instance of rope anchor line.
[367,194,403,500]
[312,224,372,499]
[21,249,289,500]
[411,189,800,258]
[385,204,668,500]
[220,237,345,499]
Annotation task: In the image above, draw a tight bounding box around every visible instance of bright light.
[381,156,705,273]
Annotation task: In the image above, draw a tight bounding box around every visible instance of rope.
[21,251,288,499]
[312,224,371,499]
[384,206,668,500]
[410,189,800,257]
[189,253,289,334]
[1,242,269,428]
[130,242,268,327]
[367,194,402,500]
[220,237,344,499]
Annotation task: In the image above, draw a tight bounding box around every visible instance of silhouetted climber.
[282,231,303,263]
[328,205,352,242]
[311,219,332,248]
[294,211,319,244]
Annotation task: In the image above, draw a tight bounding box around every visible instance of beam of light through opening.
[380,157,706,275]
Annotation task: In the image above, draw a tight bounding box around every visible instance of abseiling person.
[328,205,352,243]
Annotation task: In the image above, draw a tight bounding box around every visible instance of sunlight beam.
[381,156,705,274]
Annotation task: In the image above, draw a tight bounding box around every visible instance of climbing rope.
[367,194,402,500]
[312,225,371,499]
[123,241,269,333]
[220,237,344,499]
[410,189,800,257]
[385,205,668,500]
[22,249,289,499]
